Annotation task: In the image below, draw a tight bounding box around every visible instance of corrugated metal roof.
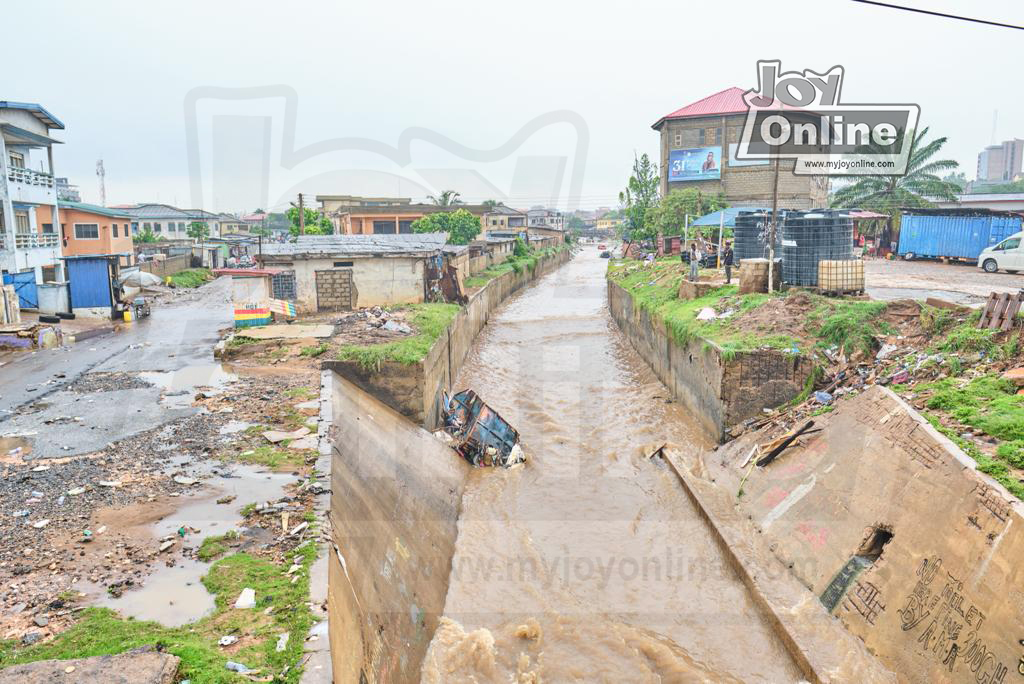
[0,101,65,130]
[259,232,450,257]
[652,87,749,129]
[57,201,132,218]
[692,207,770,227]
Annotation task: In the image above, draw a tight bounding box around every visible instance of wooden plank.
[978,293,998,329]
[1002,295,1023,331]
[989,293,1010,330]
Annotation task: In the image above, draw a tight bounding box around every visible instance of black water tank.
[734,211,781,264]
[781,210,855,286]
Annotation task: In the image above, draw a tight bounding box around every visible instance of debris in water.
[440,390,524,468]
[234,588,256,609]
[159,541,175,553]
[216,495,236,505]
[173,475,198,485]
[514,617,543,640]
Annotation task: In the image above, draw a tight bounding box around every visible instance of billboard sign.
[668,146,721,182]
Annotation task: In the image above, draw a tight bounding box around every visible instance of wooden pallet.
[978,292,1024,330]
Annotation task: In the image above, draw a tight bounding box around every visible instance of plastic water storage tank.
[734,211,780,264]
[781,210,855,287]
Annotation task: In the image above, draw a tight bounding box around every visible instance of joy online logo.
[735,61,920,175]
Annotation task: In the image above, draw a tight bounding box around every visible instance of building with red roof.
[651,87,828,209]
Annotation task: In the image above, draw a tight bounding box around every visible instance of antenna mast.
[96,159,106,207]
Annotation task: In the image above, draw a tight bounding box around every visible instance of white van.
[978,231,1024,274]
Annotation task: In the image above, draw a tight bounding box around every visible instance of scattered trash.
[381,320,413,334]
[98,480,121,488]
[289,521,308,537]
[216,495,236,505]
[275,633,289,652]
[13,510,29,518]
[33,616,49,627]
[262,427,310,444]
[875,343,899,361]
[31,465,49,472]
[219,635,239,647]
[159,540,175,553]
[32,519,50,529]
[173,475,198,486]
[225,661,250,673]
[64,666,75,674]
[889,370,910,385]
[813,391,833,405]
[234,587,256,610]
[696,307,717,321]
[440,390,524,468]
[67,487,86,496]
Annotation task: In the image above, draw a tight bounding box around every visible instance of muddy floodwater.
[422,250,802,682]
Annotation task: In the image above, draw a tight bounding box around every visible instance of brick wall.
[314,269,354,311]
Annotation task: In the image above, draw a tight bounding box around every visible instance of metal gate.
[2,270,38,309]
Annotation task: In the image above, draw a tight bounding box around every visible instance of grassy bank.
[465,244,567,288]
[0,545,317,683]
[169,268,213,288]
[336,302,460,370]
[606,258,895,358]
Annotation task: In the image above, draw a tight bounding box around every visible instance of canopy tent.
[691,207,770,228]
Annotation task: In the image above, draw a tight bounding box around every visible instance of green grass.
[197,530,240,562]
[805,299,890,356]
[920,375,1024,442]
[0,545,318,683]
[235,446,302,469]
[226,335,259,349]
[936,323,1001,357]
[299,343,329,358]
[923,414,1024,500]
[336,302,460,370]
[606,259,797,353]
[465,245,566,287]
[169,268,213,288]
[284,387,315,399]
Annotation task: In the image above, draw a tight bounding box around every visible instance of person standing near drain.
[722,240,734,284]
[685,242,701,282]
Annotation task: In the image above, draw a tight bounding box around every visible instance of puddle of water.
[140,364,238,408]
[0,436,32,464]
[94,462,294,626]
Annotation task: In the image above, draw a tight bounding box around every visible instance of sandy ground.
[865,258,1024,304]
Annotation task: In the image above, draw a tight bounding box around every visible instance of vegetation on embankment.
[464,243,569,288]
[606,258,897,358]
[0,544,317,684]
[169,268,214,288]
[336,302,460,370]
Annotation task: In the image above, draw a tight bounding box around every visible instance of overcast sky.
[5,0,1023,213]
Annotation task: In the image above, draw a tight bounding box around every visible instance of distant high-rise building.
[977,139,1024,182]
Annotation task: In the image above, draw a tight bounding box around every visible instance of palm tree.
[831,127,961,210]
[428,190,462,206]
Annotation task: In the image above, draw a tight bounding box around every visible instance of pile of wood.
[978,291,1024,331]
[1,285,19,325]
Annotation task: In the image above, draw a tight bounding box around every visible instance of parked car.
[600,250,611,258]
[977,231,1024,274]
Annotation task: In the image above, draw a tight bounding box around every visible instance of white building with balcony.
[0,102,64,287]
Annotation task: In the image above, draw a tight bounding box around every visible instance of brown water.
[422,250,801,682]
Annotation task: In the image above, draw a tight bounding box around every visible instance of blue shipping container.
[897,214,1021,260]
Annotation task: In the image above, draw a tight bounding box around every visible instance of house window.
[698,127,721,146]
[673,132,682,147]
[372,220,396,234]
[8,151,24,169]
[14,210,30,234]
[398,220,414,234]
[112,224,119,238]
[153,222,162,233]
[132,222,139,234]
[41,223,55,234]
[333,261,354,267]
[143,222,151,231]
[75,223,99,239]
[178,222,186,232]
[41,265,59,282]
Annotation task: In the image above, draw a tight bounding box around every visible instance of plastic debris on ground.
[439,390,524,468]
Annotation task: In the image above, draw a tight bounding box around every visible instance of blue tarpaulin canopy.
[691,207,769,228]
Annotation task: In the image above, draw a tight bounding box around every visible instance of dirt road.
[865,257,1024,304]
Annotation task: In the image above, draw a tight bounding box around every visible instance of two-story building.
[37,201,134,258]
[119,204,224,240]
[651,87,828,209]
[0,101,64,291]
[481,204,528,234]
[317,195,491,235]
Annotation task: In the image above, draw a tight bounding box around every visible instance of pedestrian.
[722,240,734,284]
[687,242,700,282]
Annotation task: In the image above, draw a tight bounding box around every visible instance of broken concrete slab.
[239,324,333,340]
[287,435,318,451]
[698,385,1024,683]
[263,427,310,444]
[1002,366,1024,386]
[0,650,179,683]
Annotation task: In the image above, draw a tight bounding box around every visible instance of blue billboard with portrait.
[668,146,721,182]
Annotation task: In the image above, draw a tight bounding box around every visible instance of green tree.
[428,190,462,206]
[942,171,968,191]
[650,188,728,237]
[186,221,210,241]
[619,153,660,240]
[831,127,961,211]
[411,209,481,245]
[565,215,585,232]
[286,207,332,237]
[136,226,160,243]
[481,199,504,209]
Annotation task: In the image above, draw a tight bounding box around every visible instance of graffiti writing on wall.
[898,556,1012,681]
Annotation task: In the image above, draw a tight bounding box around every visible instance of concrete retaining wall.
[326,247,572,429]
[697,386,1024,683]
[328,373,471,683]
[607,280,813,440]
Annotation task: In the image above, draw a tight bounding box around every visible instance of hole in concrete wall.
[856,524,893,562]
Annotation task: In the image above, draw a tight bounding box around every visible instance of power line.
[849,0,1024,31]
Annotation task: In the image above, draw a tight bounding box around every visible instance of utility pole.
[298,193,305,235]
[96,160,106,207]
[768,156,781,292]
